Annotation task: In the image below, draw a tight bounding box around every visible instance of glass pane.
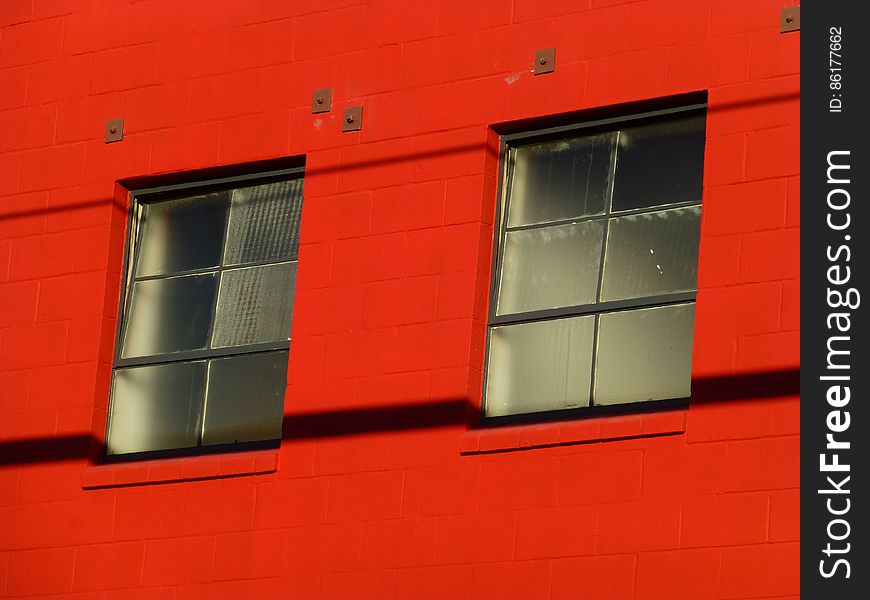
[223,179,304,266]
[594,303,695,406]
[202,351,289,445]
[121,273,218,358]
[611,113,706,211]
[600,206,701,301]
[497,221,604,315]
[486,316,595,417]
[107,361,206,455]
[211,262,296,348]
[508,133,615,227]
[135,192,229,277]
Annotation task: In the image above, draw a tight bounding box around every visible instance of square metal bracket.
[780,6,800,33]
[533,48,556,75]
[105,118,124,143]
[311,88,332,114]
[342,106,363,132]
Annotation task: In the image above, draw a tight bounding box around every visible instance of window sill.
[81,449,279,489]
[460,410,686,454]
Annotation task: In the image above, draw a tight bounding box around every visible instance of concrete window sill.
[81,449,278,489]
[460,410,686,454]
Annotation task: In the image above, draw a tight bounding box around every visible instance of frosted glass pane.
[508,133,615,227]
[121,274,218,358]
[202,351,289,445]
[601,206,701,301]
[594,303,695,405]
[612,113,706,211]
[107,361,206,454]
[497,221,604,315]
[486,316,594,417]
[212,262,296,348]
[224,179,304,266]
[135,192,229,277]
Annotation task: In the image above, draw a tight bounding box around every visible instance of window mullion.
[488,291,698,327]
[589,129,621,406]
[115,340,292,369]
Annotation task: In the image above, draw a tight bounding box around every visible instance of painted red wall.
[0,0,799,598]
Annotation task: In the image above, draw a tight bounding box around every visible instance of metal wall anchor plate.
[105,118,124,143]
[780,6,800,33]
[342,106,363,132]
[534,48,556,75]
[312,88,332,113]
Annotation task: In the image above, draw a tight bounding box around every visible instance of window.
[106,168,304,458]
[484,104,706,419]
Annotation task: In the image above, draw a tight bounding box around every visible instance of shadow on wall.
[0,89,800,223]
[0,367,798,466]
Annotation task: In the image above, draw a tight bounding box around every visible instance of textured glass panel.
[135,192,229,277]
[107,361,206,454]
[121,274,217,358]
[508,133,615,227]
[486,316,595,416]
[612,113,706,211]
[594,303,695,405]
[212,262,296,348]
[224,179,304,266]
[601,206,701,301]
[497,221,604,315]
[202,351,289,445]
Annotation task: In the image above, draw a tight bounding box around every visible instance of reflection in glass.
[107,362,206,454]
[224,179,304,266]
[135,192,229,277]
[601,206,701,301]
[121,274,218,358]
[212,262,296,348]
[611,113,706,211]
[486,316,595,416]
[508,133,615,227]
[202,351,288,445]
[594,303,695,405]
[498,221,604,315]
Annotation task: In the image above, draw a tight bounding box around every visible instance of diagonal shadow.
[0,368,798,466]
[0,89,799,223]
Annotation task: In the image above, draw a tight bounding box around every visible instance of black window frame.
[482,102,707,425]
[105,165,305,462]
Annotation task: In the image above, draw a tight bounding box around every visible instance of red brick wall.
[0,0,799,597]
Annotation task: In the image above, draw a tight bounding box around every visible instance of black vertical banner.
[802,2,868,597]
